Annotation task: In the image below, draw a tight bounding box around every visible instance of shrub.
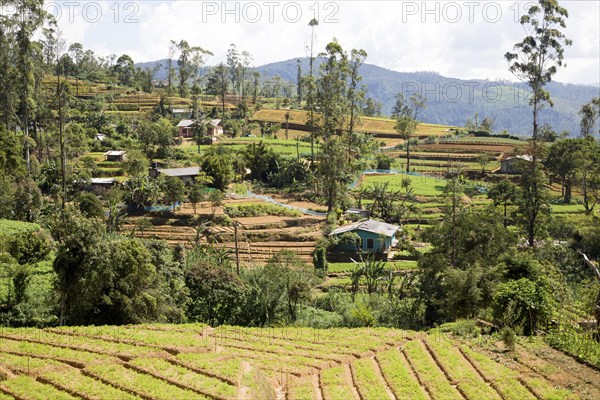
[375,153,392,170]
[224,203,301,218]
[313,247,328,274]
[439,319,480,338]
[500,326,517,352]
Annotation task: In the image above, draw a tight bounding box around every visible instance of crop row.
[287,375,317,400]
[424,337,502,400]
[84,363,207,400]
[350,358,390,399]
[376,348,427,400]
[320,365,356,400]
[402,340,463,399]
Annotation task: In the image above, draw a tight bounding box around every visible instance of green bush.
[313,247,328,274]
[438,319,480,338]
[224,203,301,218]
[500,326,517,352]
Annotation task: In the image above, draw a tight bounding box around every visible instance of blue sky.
[49,0,600,85]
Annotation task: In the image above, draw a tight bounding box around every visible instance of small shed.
[344,208,371,219]
[328,219,400,253]
[500,155,533,174]
[104,150,126,162]
[82,178,118,193]
[150,166,201,185]
[207,119,224,139]
[177,120,195,138]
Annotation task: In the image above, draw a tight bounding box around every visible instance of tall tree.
[207,63,229,124]
[347,49,367,137]
[226,43,240,94]
[576,140,600,214]
[239,50,252,102]
[506,0,570,246]
[15,0,47,175]
[517,146,551,247]
[316,40,348,140]
[393,93,426,173]
[176,40,210,98]
[166,40,176,96]
[296,58,302,104]
[544,138,584,203]
[488,179,518,228]
[579,98,600,139]
[306,18,318,166]
[505,0,572,141]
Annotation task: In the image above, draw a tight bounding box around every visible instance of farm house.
[500,155,533,174]
[177,119,223,139]
[104,150,127,162]
[329,219,400,254]
[149,166,201,185]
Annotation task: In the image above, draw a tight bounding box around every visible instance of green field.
[0,324,589,400]
[180,137,317,157]
[360,174,447,197]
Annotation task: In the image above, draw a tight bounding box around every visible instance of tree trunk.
[564,176,572,204]
[406,141,411,173]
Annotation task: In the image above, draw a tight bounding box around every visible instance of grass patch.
[224,202,302,218]
[361,174,446,197]
[0,219,40,237]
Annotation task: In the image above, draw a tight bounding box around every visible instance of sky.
[43,0,600,85]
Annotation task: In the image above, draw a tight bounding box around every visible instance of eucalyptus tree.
[488,179,518,228]
[393,93,426,172]
[579,98,600,139]
[505,0,572,141]
[226,43,241,93]
[347,49,367,136]
[206,63,228,123]
[177,40,211,98]
[316,40,349,140]
[505,0,571,246]
[306,18,319,165]
[166,40,177,96]
[14,0,47,175]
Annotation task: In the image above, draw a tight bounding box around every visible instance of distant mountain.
[136,58,599,135]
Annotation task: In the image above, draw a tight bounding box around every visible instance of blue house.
[328,219,400,253]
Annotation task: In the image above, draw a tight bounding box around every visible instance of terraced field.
[0,324,596,400]
[124,197,326,266]
[251,109,457,138]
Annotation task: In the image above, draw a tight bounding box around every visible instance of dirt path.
[312,373,324,400]
[238,361,253,400]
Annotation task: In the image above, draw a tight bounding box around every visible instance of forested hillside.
[138,57,599,135]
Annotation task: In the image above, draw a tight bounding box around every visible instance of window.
[366,238,374,249]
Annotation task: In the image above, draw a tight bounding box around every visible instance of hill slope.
[0,323,597,399]
[137,57,599,136]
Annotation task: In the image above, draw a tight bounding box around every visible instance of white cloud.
[59,0,599,85]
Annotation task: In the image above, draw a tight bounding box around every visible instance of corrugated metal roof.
[177,119,195,127]
[157,167,201,177]
[329,219,400,237]
[104,150,126,156]
[504,155,533,162]
[90,178,117,184]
